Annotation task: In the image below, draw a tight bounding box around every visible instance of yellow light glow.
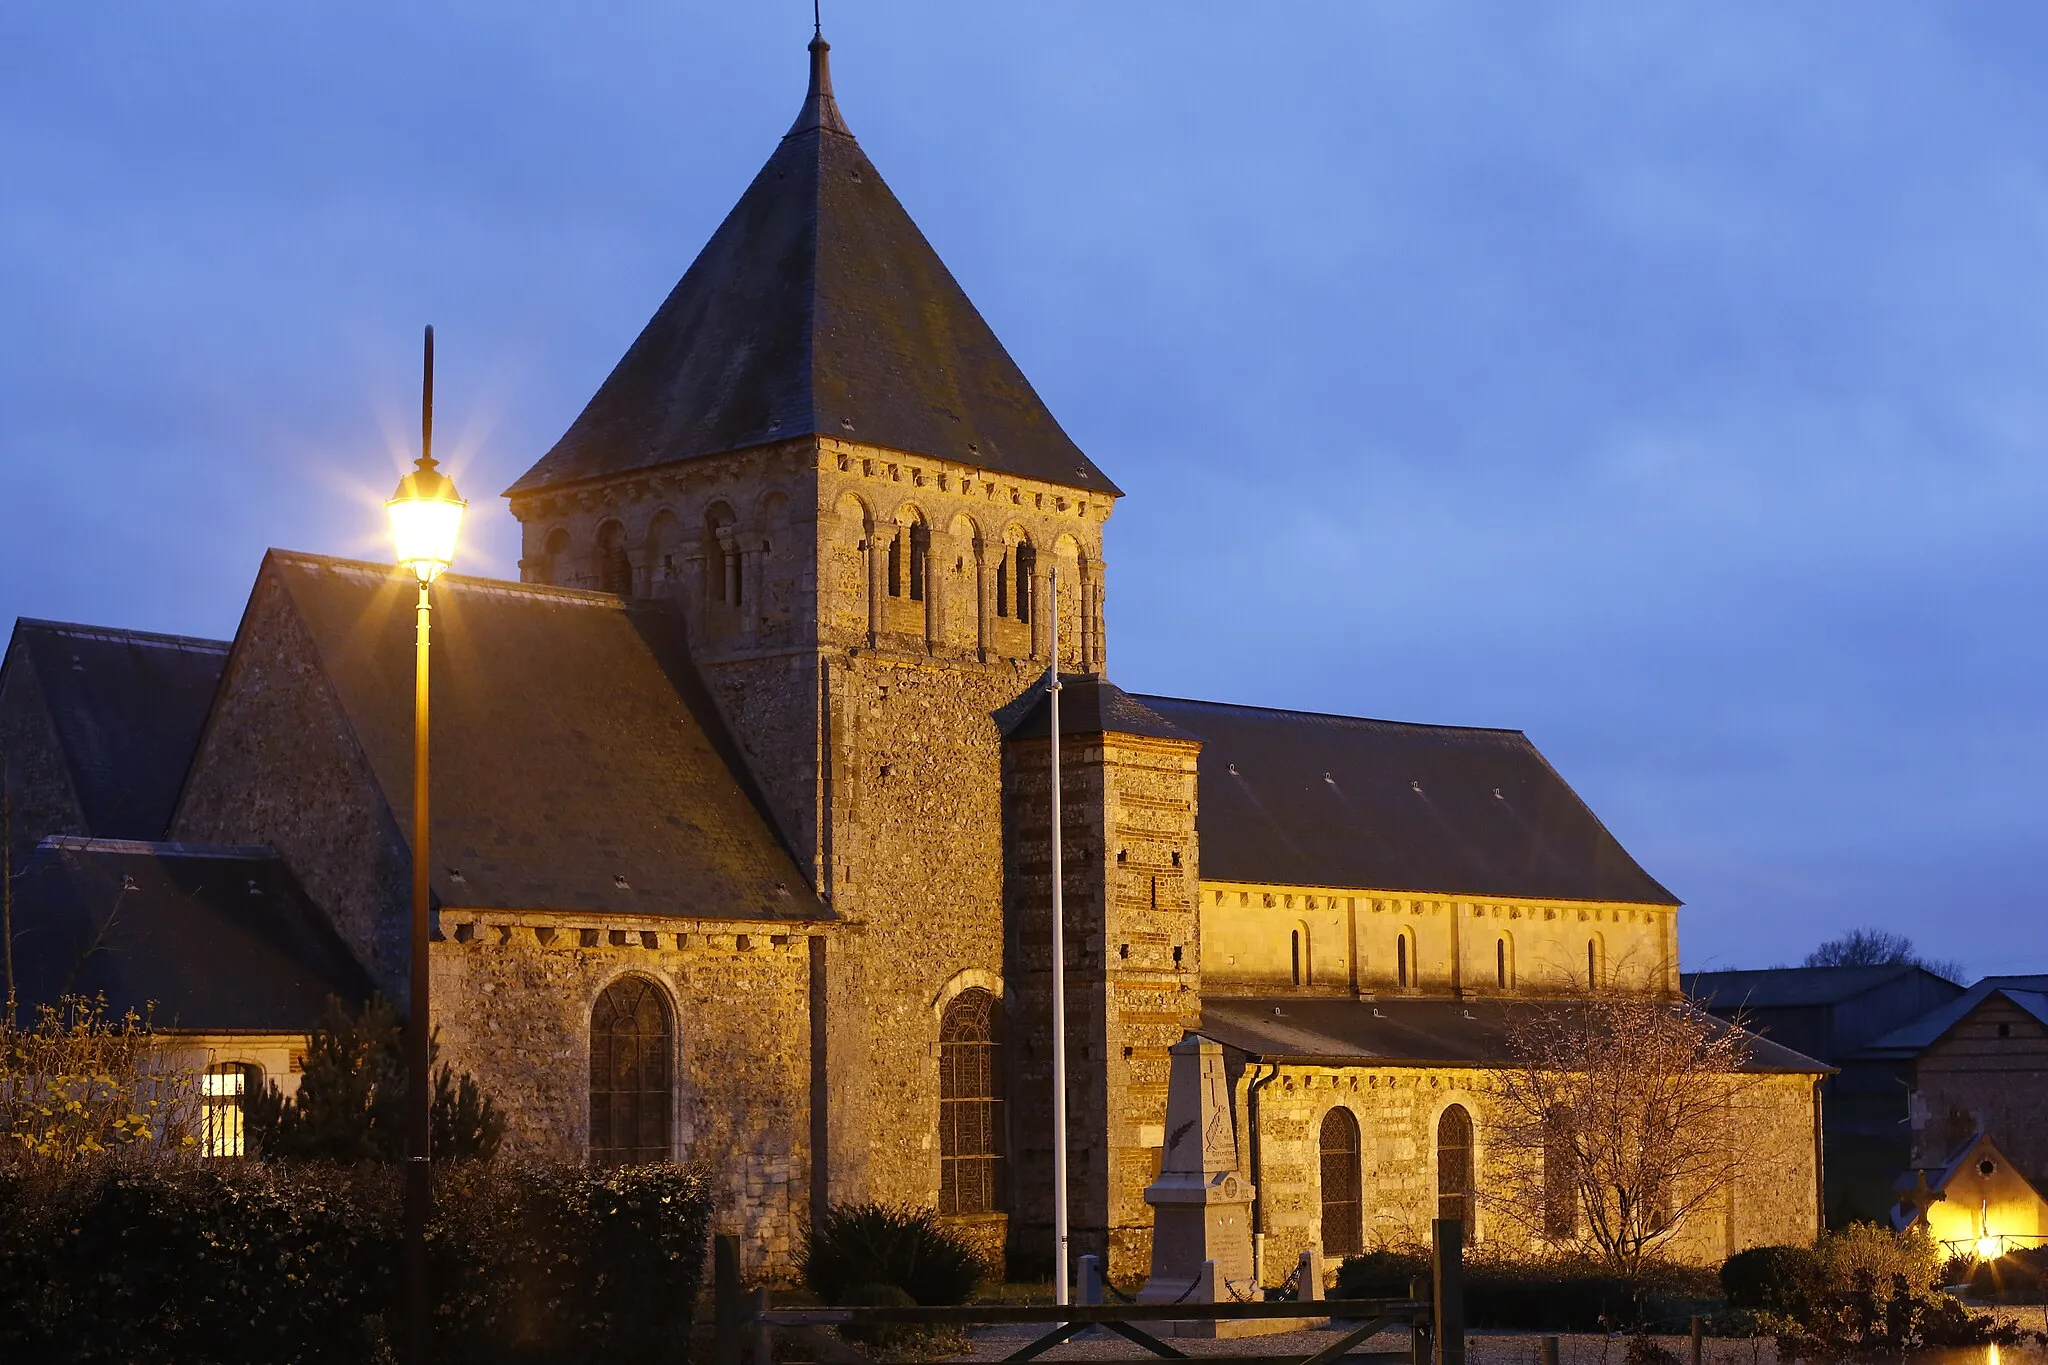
[1976,1234,2000,1262]
[387,457,465,582]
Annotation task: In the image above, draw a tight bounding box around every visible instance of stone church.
[1,33,1826,1283]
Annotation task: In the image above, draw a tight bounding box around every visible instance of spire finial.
[788,11,850,137]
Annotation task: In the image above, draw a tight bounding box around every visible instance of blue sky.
[3,4,2043,978]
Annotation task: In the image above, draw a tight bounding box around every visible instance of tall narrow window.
[541,527,572,587]
[202,1063,258,1157]
[887,527,904,597]
[995,549,1010,618]
[1587,935,1604,989]
[1543,1110,1577,1238]
[1290,931,1302,986]
[1397,933,1410,988]
[590,976,673,1166]
[1436,1103,1474,1228]
[1496,937,1510,990]
[1014,544,1036,624]
[1319,1107,1363,1257]
[939,988,1004,1215]
[909,521,930,602]
[596,521,632,596]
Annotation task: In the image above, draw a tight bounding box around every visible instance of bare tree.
[1485,994,1760,1275]
[1804,928,1962,983]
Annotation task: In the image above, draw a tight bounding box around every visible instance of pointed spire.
[787,28,850,137]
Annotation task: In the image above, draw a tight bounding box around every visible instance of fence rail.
[713,1219,1468,1365]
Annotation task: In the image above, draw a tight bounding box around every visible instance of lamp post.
[386,325,465,1365]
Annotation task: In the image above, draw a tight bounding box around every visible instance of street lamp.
[386,324,464,1365]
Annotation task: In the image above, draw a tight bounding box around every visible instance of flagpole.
[1048,564,1069,1306]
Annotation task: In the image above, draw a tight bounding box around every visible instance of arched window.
[541,527,572,587]
[938,987,1004,1215]
[887,525,904,598]
[646,510,680,592]
[1496,935,1513,990]
[596,521,633,597]
[202,1062,260,1157]
[1319,1107,1363,1257]
[1290,929,1304,987]
[1396,931,1412,989]
[590,976,673,1166]
[1587,935,1604,989]
[995,548,1010,618]
[1014,544,1036,625]
[1436,1104,1474,1228]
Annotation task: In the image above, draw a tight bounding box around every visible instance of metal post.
[714,1234,742,1365]
[401,329,437,1365]
[1432,1218,1464,1365]
[1080,1254,1103,1306]
[1048,564,1069,1305]
[1690,1315,1703,1365]
[1541,1337,1560,1365]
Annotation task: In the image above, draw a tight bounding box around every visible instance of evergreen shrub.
[1720,1244,1819,1315]
[0,1158,711,1365]
[1334,1247,1718,1331]
[799,1202,984,1306]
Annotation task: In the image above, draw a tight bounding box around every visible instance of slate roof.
[1133,696,1676,905]
[7,837,373,1033]
[1201,996,1828,1074]
[1685,965,1936,1011]
[3,619,227,840]
[1860,977,2048,1057]
[997,676,1198,744]
[262,551,829,922]
[506,35,1115,499]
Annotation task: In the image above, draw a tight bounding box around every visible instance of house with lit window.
[1,29,1826,1282]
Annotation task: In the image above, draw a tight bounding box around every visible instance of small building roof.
[1861,977,2048,1057]
[506,35,1115,500]
[1200,995,1828,1074]
[1133,695,1676,906]
[997,676,1198,744]
[1684,964,1945,1011]
[7,837,373,1033]
[3,618,226,840]
[257,551,830,922]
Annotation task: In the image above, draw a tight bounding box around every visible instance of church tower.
[503,32,1139,1268]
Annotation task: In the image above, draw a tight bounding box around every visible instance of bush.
[1336,1248,1717,1332]
[1954,1245,2048,1302]
[0,1157,712,1365]
[1814,1222,1939,1297]
[799,1202,984,1306]
[1721,1245,1820,1315]
[1777,1270,2039,1359]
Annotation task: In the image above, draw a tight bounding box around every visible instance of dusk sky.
[4,4,2043,980]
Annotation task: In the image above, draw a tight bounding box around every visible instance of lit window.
[203,1063,259,1158]
[939,988,1004,1215]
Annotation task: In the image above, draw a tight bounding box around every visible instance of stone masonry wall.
[1244,1064,1819,1283]
[171,568,414,998]
[1005,728,1202,1285]
[430,910,818,1276]
[1908,994,2048,1181]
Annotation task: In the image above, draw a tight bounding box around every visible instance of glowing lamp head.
[387,454,465,582]
[1976,1234,2000,1262]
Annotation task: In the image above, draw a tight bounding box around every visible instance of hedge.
[1335,1249,1720,1332]
[0,1159,711,1365]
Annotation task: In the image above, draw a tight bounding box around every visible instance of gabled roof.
[997,676,1198,744]
[3,618,227,840]
[507,35,1115,499]
[7,837,373,1033]
[1862,976,2048,1057]
[259,551,828,922]
[1685,964,1944,1010]
[1134,695,1677,906]
[1200,996,1827,1074]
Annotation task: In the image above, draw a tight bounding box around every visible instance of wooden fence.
[713,1219,1469,1365]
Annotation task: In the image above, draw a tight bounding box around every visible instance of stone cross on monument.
[1138,1033,1256,1304]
